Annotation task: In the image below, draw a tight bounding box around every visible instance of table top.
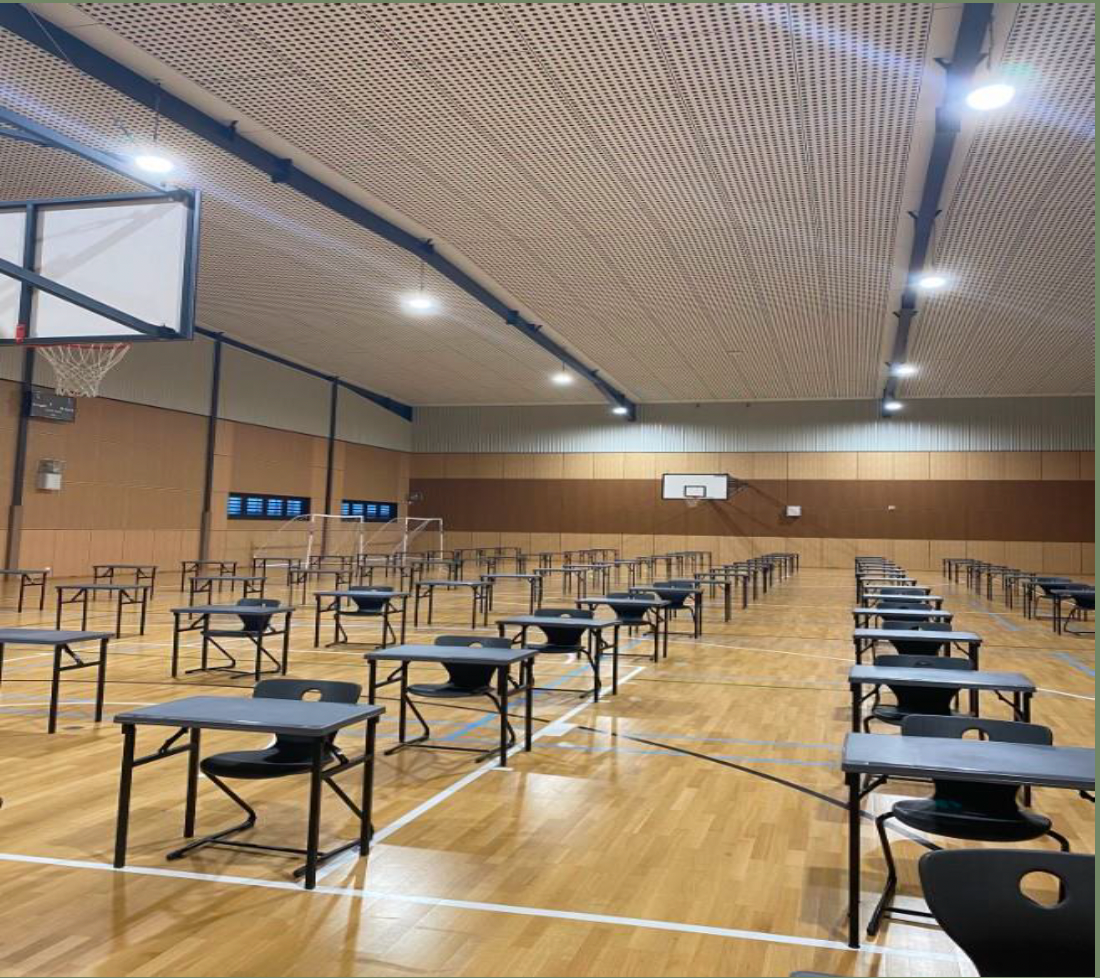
[0,628,111,645]
[629,584,703,595]
[293,567,350,575]
[94,564,156,570]
[183,559,236,565]
[867,594,943,604]
[496,615,619,630]
[191,575,266,583]
[577,596,670,607]
[364,643,538,665]
[851,607,953,619]
[849,665,1034,692]
[59,583,151,592]
[842,733,1094,789]
[853,627,980,643]
[480,573,541,580]
[115,695,384,735]
[315,589,409,599]
[0,568,47,575]
[417,579,486,588]
[863,585,932,594]
[172,604,295,616]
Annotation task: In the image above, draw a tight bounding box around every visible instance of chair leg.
[167,771,257,860]
[867,812,899,937]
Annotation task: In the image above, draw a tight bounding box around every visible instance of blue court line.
[987,612,1021,632]
[1052,652,1095,679]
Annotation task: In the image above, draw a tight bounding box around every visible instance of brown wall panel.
[410,477,1094,543]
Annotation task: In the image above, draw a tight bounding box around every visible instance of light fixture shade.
[551,371,573,385]
[891,363,918,377]
[883,400,904,412]
[966,83,1016,111]
[133,153,174,173]
[611,405,629,415]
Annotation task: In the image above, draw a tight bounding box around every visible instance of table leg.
[612,623,620,695]
[847,771,861,948]
[17,576,25,614]
[140,589,148,635]
[114,723,136,868]
[48,644,62,734]
[304,740,324,889]
[360,717,376,852]
[496,665,508,766]
[524,659,534,750]
[81,591,89,630]
[184,727,201,837]
[95,637,108,723]
[281,620,290,674]
[851,681,862,732]
[398,662,409,744]
[115,592,124,639]
[314,595,322,647]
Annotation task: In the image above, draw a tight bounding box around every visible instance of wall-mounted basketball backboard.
[0,189,200,346]
[661,473,731,500]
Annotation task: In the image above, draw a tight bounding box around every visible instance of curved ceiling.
[2,2,1094,405]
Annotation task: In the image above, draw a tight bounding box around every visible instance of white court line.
[693,640,848,663]
[1038,687,1096,701]
[366,663,649,848]
[0,851,959,962]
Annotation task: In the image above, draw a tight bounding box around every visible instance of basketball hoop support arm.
[0,257,173,340]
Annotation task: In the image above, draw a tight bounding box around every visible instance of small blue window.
[228,493,310,520]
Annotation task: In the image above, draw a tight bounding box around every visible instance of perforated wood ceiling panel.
[6,3,1096,404]
[0,22,601,406]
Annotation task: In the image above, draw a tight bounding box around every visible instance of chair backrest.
[1072,591,1095,611]
[651,582,691,607]
[901,714,1053,744]
[871,655,972,717]
[872,653,973,671]
[901,715,1054,816]
[348,585,393,612]
[606,592,650,622]
[434,635,513,649]
[919,849,1095,978]
[253,677,362,757]
[535,607,594,619]
[236,597,281,632]
[432,635,510,689]
[887,619,951,655]
[1036,576,1072,596]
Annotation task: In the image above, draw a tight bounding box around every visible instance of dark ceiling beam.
[0,4,637,420]
[882,2,994,415]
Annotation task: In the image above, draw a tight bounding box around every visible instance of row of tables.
[11,550,801,891]
[840,556,1094,948]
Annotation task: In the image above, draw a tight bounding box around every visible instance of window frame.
[227,492,312,521]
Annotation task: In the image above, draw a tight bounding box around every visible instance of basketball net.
[685,496,702,509]
[17,323,130,397]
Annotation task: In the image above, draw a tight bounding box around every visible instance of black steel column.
[322,379,339,553]
[6,203,37,569]
[197,336,223,561]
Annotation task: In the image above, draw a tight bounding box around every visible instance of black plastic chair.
[868,715,1070,936]
[387,635,518,761]
[1032,576,1072,619]
[652,580,700,633]
[862,654,973,731]
[531,607,594,652]
[167,678,365,871]
[335,586,396,646]
[200,597,283,679]
[1064,590,1095,636]
[886,620,952,656]
[919,849,1094,977]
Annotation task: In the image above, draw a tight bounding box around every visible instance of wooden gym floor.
[0,566,1092,977]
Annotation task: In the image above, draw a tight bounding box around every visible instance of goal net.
[363,517,444,559]
[251,514,365,567]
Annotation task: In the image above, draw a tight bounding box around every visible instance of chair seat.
[201,747,323,780]
[871,705,963,725]
[339,609,385,617]
[894,797,1052,842]
[408,682,491,698]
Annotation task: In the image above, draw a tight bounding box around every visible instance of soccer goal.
[363,517,444,559]
[251,513,365,568]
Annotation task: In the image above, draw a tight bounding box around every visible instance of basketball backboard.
[661,473,731,500]
[0,189,200,345]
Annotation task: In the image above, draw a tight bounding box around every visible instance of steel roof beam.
[0,4,636,419]
[882,2,994,416]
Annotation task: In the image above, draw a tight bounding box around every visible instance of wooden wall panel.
[1041,452,1080,480]
[894,452,930,480]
